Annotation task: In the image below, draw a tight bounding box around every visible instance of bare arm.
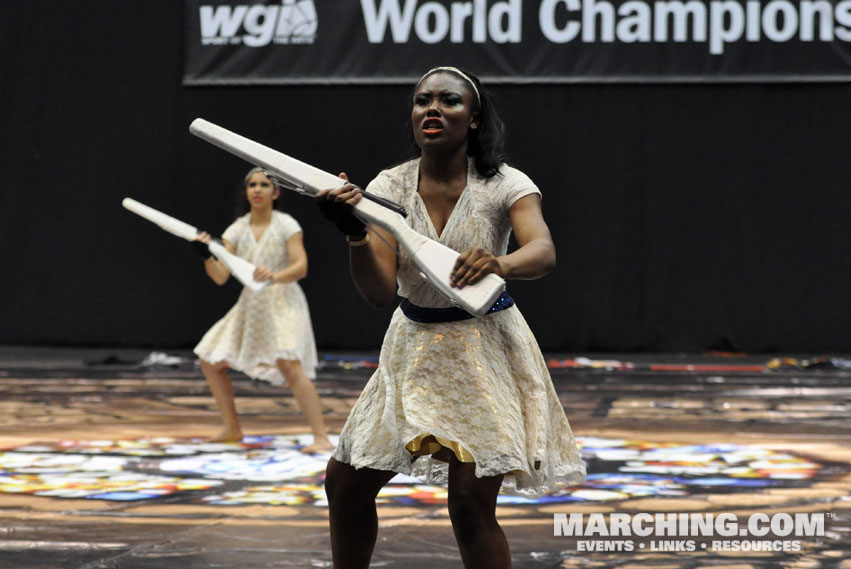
[499,193,556,279]
[450,193,555,288]
[348,224,398,308]
[196,232,232,286]
[254,232,308,284]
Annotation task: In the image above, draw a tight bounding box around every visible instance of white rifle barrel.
[122,198,199,241]
[190,119,341,196]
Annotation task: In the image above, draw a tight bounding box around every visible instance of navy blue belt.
[400,292,514,323]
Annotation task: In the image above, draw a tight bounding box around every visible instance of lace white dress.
[332,158,586,497]
[194,211,318,385]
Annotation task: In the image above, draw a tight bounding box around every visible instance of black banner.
[183,0,851,84]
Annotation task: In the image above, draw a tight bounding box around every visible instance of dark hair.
[233,167,283,218]
[409,67,508,178]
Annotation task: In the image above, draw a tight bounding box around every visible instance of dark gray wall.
[3,2,851,352]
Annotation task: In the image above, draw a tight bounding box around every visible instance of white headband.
[418,66,481,106]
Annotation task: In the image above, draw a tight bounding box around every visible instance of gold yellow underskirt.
[405,434,475,463]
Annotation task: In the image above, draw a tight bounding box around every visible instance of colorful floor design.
[2,352,850,567]
[0,435,837,506]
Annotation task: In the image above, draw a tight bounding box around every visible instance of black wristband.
[191,240,213,260]
[346,229,368,241]
[317,199,366,237]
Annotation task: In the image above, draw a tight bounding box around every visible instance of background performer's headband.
[418,66,481,107]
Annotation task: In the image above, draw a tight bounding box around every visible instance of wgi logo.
[199,0,318,46]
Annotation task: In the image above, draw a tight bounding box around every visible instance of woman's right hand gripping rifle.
[315,173,398,308]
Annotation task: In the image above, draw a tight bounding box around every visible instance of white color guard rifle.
[122,197,268,292]
[189,118,505,317]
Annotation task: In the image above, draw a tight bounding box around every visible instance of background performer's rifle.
[122,197,268,292]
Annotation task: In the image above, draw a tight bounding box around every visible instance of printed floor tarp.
[0,435,832,506]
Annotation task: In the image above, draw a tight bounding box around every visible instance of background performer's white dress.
[194,211,318,385]
[332,158,586,497]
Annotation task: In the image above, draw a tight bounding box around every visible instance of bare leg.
[447,456,511,568]
[325,458,398,569]
[199,359,243,442]
[277,358,333,453]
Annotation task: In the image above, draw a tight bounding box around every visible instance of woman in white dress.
[316,68,585,568]
[193,168,332,454]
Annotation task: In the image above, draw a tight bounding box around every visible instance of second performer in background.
[194,167,332,454]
